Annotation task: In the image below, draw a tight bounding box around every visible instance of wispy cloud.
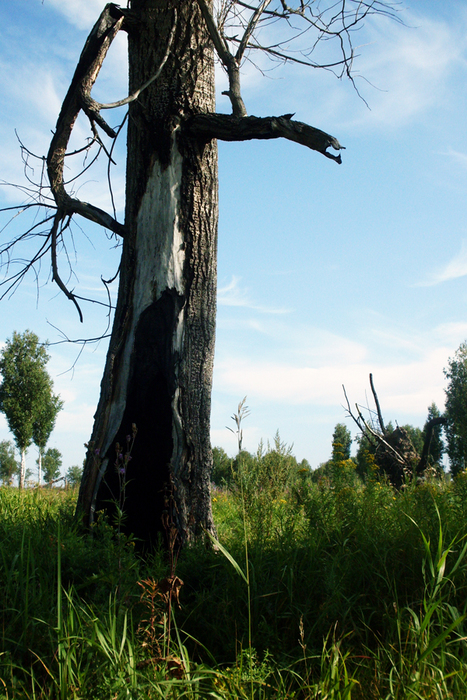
[218,276,290,314]
[45,0,109,31]
[416,241,467,286]
[273,8,467,133]
[442,149,467,170]
[214,332,449,416]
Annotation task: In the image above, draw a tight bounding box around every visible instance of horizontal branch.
[186,113,344,162]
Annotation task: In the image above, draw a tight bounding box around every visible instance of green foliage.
[0,439,18,485]
[422,402,445,471]
[399,423,424,455]
[0,330,49,451]
[355,432,377,481]
[2,476,467,698]
[332,422,352,461]
[231,432,304,542]
[32,387,63,454]
[0,330,63,487]
[313,422,358,486]
[329,422,357,488]
[212,446,233,487]
[41,447,63,482]
[444,341,467,476]
[66,464,83,487]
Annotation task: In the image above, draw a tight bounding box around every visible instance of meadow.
[1,459,467,699]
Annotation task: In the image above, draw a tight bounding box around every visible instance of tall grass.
[1,468,467,698]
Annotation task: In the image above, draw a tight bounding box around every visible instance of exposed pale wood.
[78,0,218,547]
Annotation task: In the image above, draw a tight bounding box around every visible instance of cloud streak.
[416,241,467,286]
[218,276,290,314]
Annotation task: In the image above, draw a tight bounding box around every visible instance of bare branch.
[0,212,56,300]
[50,212,83,322]
[97,10,177,110]
[213,0,402,106]
[46,3,126,238]
[107,114,128,222]
[187,112,344,162]
[235,0,273,63]
[197,0,247,117]
[369,372,386,435]
[199,0,232,67]
[359,414,406,466]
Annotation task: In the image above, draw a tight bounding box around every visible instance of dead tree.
[344,374,446,487]
[1,1,401,548]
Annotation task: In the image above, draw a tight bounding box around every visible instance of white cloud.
[214,342,448,423]
[213,316,457,438]
[434,322,467,347]
[263,8,467,132]
[45,0,109,31]
[218,276,290,313]
[417,240,467,286]
[340,9,467,128]
[441,149,467,170]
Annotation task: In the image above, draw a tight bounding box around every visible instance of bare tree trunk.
[77,0,217,547]
[19,447,26,490]
[38,449,42,486]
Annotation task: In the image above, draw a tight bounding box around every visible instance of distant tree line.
[212,430,311,492]
[212,340,467,488]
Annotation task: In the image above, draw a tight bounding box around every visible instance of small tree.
[66,465,83,488]
[211,446,232,488]
[0,440,18,486]
[332,423,353,462]
[422,403,445,470]
[33,385,63,485]
[0,331,61,489]
[444,343,467,476]
[0,331,62,489]
[42,448,63,484]
[330,422,356,487]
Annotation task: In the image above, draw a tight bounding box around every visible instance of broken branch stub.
[187,113,344,162]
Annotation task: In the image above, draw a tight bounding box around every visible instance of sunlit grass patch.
[1,474,467,698]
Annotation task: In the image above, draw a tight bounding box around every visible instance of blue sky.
[1,0,467,477]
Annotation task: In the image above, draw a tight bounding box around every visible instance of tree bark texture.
[77,0,218,547]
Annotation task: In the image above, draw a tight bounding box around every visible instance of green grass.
[1,472,467,698]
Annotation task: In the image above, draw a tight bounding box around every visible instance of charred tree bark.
[77,0,218,547]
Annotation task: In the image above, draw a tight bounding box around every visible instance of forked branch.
[46,3,126,238]
[206,0,402,112]
[196,0,247,117]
